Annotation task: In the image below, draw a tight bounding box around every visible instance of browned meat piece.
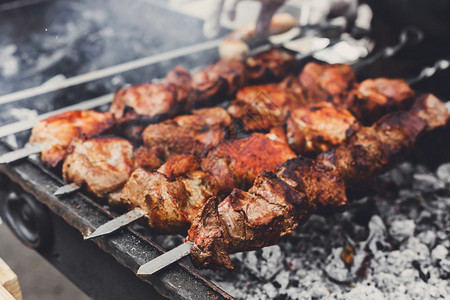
[202,131,296,193]
[166,65,196,109]
[228,76,306,131]
[347,78,415,124]
[109,82,180,122]
[62,137,134,198]
[142,107,233,159]
[121,168,189,233]
[29,110,113,168]
[157,154,201,178]
[286,102,360,156]
[188,164,346,269]
[299,62,355,105]
[120,155,220,233]
[187,93,448,270]
[245,48,298,84]
[133,146,165,171]
[192,59,246,99]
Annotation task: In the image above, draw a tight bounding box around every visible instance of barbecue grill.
[1,0,449,299]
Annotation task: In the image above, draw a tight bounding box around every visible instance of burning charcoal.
[273,270,290,289]
[324,247,353,283]
[418,230,437,248]
[310,284,329,298]
[402,237,430,261]
[365,215,390,254]
[413,173,445,192]
[412,260,430,283]
[340,245,355,267]
[344,285,384,300]
[431,245,448,263]
[437,259,450,279]
[242,245,284,280]
[436,163,450,184]
[389,219,415,242]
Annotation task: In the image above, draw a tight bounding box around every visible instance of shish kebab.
[138,93,449,275]
[54,62,417,238]
[0,46,298,165]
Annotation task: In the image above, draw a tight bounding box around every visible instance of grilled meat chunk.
[192,59,246,98]
[157,154,201,178]
[121,155,220,233]
[142,107,233,160]
[133,146,165,171]
[62,137,134,198]
[228,76,306,131]
[187,93,448,270]
[29,110,113,168]
[202,130,297,193]
[245,48,298,84]
[286,102,360,156]
[347,78,415,124]
[109,82,180,122]
[121,168,189,233]
[299,62,355,105]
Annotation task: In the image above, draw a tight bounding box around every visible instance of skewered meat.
[245,48,298,84]
[121,168,190,233]
[202,129,297,193]
[142,107,233,160]
[299,62,356,105]
[228,76,306,131]
[133,146,165,171]
[192,59,246,97]
[109,82,180,122]
[62,137,134,198]
[347,78,415,124]
[120,130,296,232]
[286,102,360,156]
[121,154,219,233]
[187,93,448,270]
[29,110,113,168]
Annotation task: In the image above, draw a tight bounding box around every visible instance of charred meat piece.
[192,59,246,99]
[142,107,233,159]
[29,110,113,168]
[109,82,180,123]
[121,168,189,233]
[187,94,448,270]
[245,48,298,84]
[286,102,360,156]
[62,137,134,198]
[166,65,196,109]
[299,62,355,105]
[202,130,297,193]
[133,145,165,171]
[228,76,306,131]
[347,78,415,124]
[121,154,219,233]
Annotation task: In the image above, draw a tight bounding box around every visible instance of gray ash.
[196,161,450,299]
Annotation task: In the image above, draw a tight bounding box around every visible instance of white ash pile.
[200,162,450,299]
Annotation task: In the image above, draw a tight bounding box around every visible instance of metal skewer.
[0,144,42,164]
[137,241,194,276]
[84,208,148,240]
[53,183,81,196]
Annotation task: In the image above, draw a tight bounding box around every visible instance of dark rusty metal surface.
[0,141,233,299]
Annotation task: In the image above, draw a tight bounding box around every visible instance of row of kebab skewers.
[5,47,448,272]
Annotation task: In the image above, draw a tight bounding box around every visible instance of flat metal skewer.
[0,144,42,164]
[54,183,81,196]
[84,207,147,240]
[137,241,194,276]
